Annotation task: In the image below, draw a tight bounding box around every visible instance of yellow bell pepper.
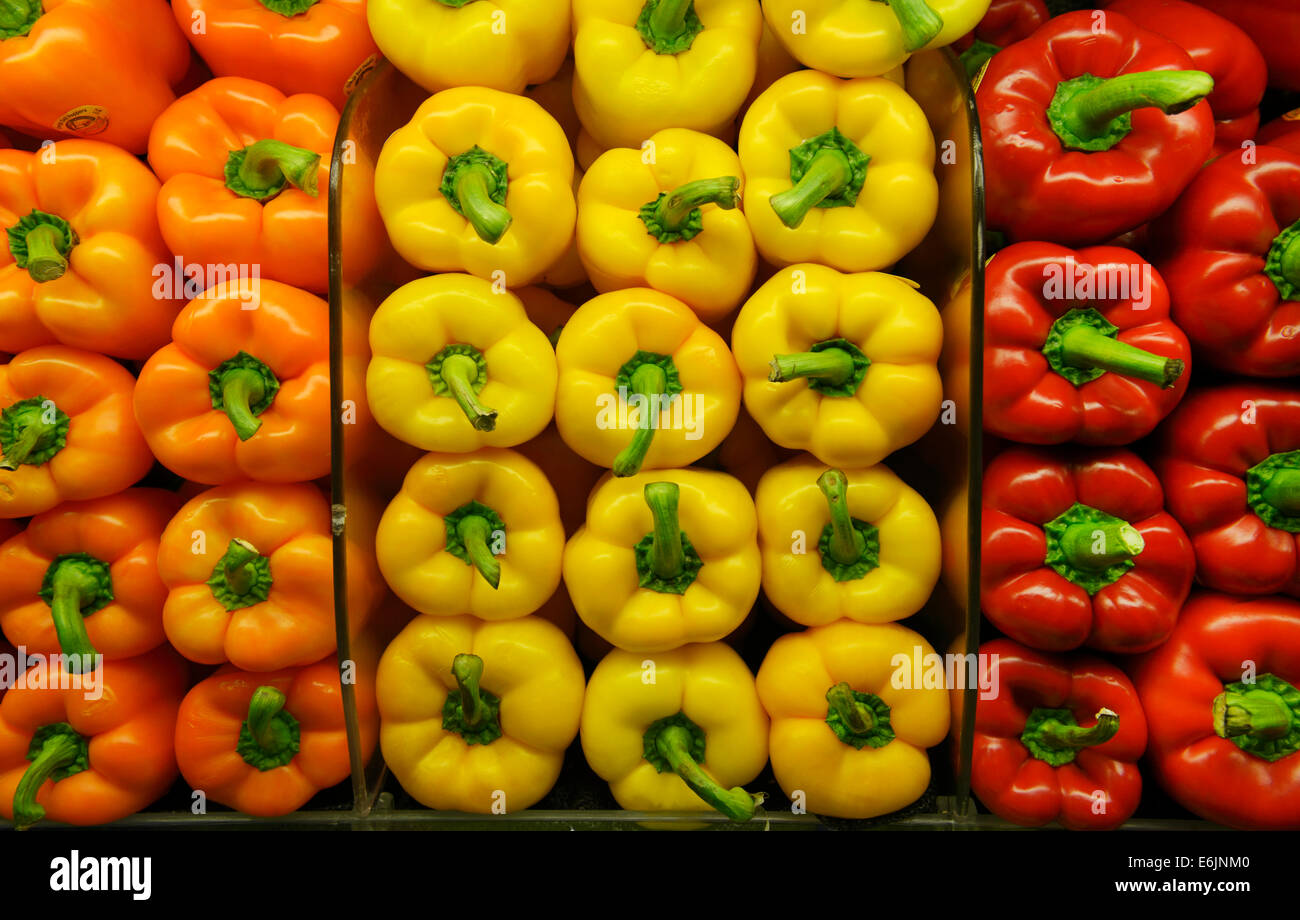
[377,613,585,813]
[577,128,756,321]
[573,0,763,150]
[374,87,575,286]
[755,620,950,819]
[376,448,564,620]
[730,263,943,467]
[367,274,557,452]
[554,288,741,475]
[581,642,768,820]
[563,469,760,652]
[755,455,940,626]
[738,70,938,272]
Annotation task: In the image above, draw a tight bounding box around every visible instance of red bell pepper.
[953,0,1049,82]
[1259,109,1300,155]
[1130,592,1300,830]
[1187,1,1300,93]
[1152,145,1300,377]
[971,638,1146,830]
[1155,383,1300,596]
[984,242,1191,445]
[982,445,1195,653]
[1210,111,1261,160]
[976,10,1214,246]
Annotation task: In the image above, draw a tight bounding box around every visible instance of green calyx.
[39,553,111,667]
[1042,308,1183,389]
[224,139,320,201]
[638,176,740,243]
[768,337,870,397]
[209,352,280,441]
[427,343,497,432]
[1212,674,1300,762]
[207,539,273,612]
[769,128,870,229]
[825,683,894,749]
[1265,218,1300,301]
[436,0,482,5]
[1246,451,1300,533]
[960,39,1000,83]
[13,722,89,831]
[816,469,880,582]
[642,712,762,822]
[236,687,300,770]
[7,210,78,283]
[873,0,943,52]
[0,396,69,470]
[1047,70,1214,153]
[612,351,682,477]
[442,653,503,746]
[256,0,318,15]
[444,501,505,589]
[635,0,703,55]
[1021,706,1119,767]
[1043,502,1144,595]
[634,482,703,594]
[439,146,512,244]
[0,0,40,40]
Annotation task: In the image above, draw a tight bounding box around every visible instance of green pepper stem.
[612,363,668,477]
[452,654,488,731]
[22,223,70,283]
[1059,323,1183,388]
[826,682,875,736]
[0,0,36,37]
[1214,688,1294,741]
[652,176,739,233]
[818,471,866,567]
[231,139,320,199]
[221,539,263,597]
[1057,520,1144,570]
[438,353,498,432]
[256,0,319,17]
[47,559,100,665]
[1275,234,1300,293]
[455,514,501,589]
[649,0,690,40]
[888,0,944,52]
[643,482,685,581]
[0,415,56,470]
[217,367,269,441]
[654,723,760,822]
[12,731,82,831]
[1057,70,1214,143]
[456,163,513,244]
[960,39,1001,82]
[768,148,851,229]
[1034,708,1119,750]
[1261,469,1300,517]
[769,347,856,387]
[247,687,288,751]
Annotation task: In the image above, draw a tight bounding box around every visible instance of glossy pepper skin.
[984,243,1190,446]
[366,275,557,452]
[1132,593,1300,830]
[0,646,188,829]
[171,0,379,110]
[1151,146,1300,378]
[732,264,943,468]
[757,621,949,819]
[0,0,190,154]
[134,279,330,485]
[983,446,1194,653]
[972,639,1146,830]
[1186,1,1300,93]
[977,10,1214,246]
[0,140,180,359]
[374,87,576,287]
[0,346,153,520]
[739,71,938,272]
[147,78,337,295]
[377,613,585,814]
[1155,384,1300,597]
[582,642,768,821]
[157,482,334,671]
[377,449,564,621]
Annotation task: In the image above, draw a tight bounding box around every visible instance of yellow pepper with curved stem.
[554,288,741,475]
[367,274,557,452]
[755,455,940,626]
[377,613,584,814]
[581,642,768,820]
[577,128,756,321]
[738,70,938,271]
[573,0,762,150]
[731,263,943,467]
[374,87,575,286]
[563,469,759,652]
[376,449,563,621]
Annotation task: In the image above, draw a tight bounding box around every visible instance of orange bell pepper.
[1,140,180,359]
[134,278,331,485]
[1,346,154,519]
[148,77,337,294]
[156,481,333,671]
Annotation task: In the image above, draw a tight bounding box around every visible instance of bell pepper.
[0,346,153,520]
[755,455,941,628]
[1,140,180,359]
[171,0,379,110]
[0,0,190,154]
[984,242,1191,445]
[1186,1,1300,93]
[756,620,949,819]
[571,0,762,151]
[554,287,740,476]
[147,77,336,295]
[577,128,756,322]
[740,21,801,113]
[175,657,376,817]
[1155,383,1300,596]
[581,641,768,821]
[133,278,331,485]
[709,403,797,495]
[376,613,585,814]
[516,286,574,351]
[366,274,557,453]
[1210,111,1261,160]
[1131,592,1300,830]
[972,638,1146,830]
[368,0,568,96]
[977,10,1215,246]
[0,645,189,829]
[983,445,1195,653]
[738,70,938,272]
[157,482,334,671]
[731,263,943,468]
[374,87,575,287]
[953,0,1048,82]
[1150,145,1300,377]
[523,62,589,291]
[1260,110,1300,153]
